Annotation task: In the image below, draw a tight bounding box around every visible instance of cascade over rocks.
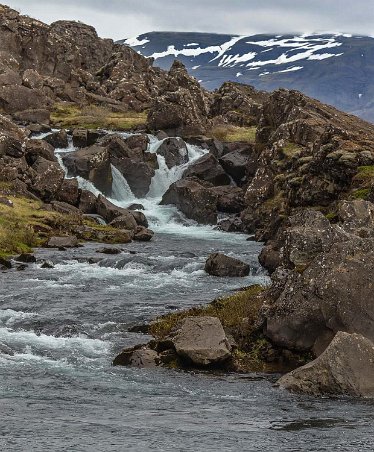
[277,332,374,398]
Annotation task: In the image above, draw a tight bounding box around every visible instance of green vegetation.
[352,188,370,200]
[51,103,147,130]
[211,125,257,143]
[355,165,374,179]
[150,285,264,340]
[0,195,66,257]
[281,141,303,159]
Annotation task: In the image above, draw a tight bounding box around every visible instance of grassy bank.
[51,103,147,131]
[210,125,257,143]
[0,189,132,257]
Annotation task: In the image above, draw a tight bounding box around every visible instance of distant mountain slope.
[119,32,374,122]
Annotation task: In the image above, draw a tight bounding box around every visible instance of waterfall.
[52,132,227,236]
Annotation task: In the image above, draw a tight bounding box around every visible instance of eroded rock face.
[161,178,218,224]
[277,332,374,398]
[183,153,230,186]
[205,253,250,277]
[265,237,374,353]
[171,316,232,366]
[147,60,212,136]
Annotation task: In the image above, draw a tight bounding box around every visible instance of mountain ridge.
[120,31,374,122]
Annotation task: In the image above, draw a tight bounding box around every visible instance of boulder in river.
[171,316,232,366]
[43,130,68,149]
[277,332,374,398]
[134,226,154,241]
[205,253,250,277]
[47,235,79,248]
[15,253,36,263]
[109,214,138,231]
[157,137,189,169]
[161,178,218,225]
[113,346,159,368]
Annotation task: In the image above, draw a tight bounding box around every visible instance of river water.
[0,134,373,451]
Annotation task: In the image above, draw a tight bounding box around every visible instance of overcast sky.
[4,0,374,40]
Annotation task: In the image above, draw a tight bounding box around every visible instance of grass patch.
[51,103,147,131]
[352,188,370,200]
[0,196,58,257]
[210,125,257,143]
[281,142,303,159]
[149,285,264,340]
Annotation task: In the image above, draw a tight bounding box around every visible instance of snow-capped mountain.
[119,32,374,122]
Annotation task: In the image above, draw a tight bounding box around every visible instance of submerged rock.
[277,332,374,398]
[113,346,159,368]
[171,316,232,366]
[205,253,250,277]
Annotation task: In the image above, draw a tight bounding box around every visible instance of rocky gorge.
[0,8,374,448]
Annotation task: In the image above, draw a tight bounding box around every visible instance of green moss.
[352,188,370,200]
[51,103,147,131]
[210,125,257,143]
[149,285,264,340]
[281,142,303,159]
[356,165,374,178]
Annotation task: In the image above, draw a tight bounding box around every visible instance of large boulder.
[56,179,80,206]
[161,178,218,224]
[156,137,189,169]
[219,147,252,185]
[24,139,56,164]
[265,237,374,355]
[29,157,65,201]
[96,195,138,230]
[209,186,245,213]
[78,189,97,214]
[277,332,374,398]
[205,253,250,277]
[43,130,69,149]
[113,159,154,198]
[183,153,230,186]
[62,145,112,195]
[171,316,232,366]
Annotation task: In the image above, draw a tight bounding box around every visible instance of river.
[0,134,372,451]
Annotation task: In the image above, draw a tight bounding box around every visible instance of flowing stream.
[0,133,372,451]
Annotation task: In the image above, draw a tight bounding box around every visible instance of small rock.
[134,226,154,241]
[0,257,12,269]
[0,197,13,207]
[96,247,122,255]
[16,264,28,271]
[127,203,145,211]
[15,253,36,263]
[0,342,14,356]
[40,260,54,269]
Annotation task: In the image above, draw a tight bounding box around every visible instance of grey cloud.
[4,0,374,40]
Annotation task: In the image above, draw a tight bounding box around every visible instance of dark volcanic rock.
[15,253,36,263]
[109,214,138,231]
[205,252,250,277]
[134,226,154,241]
[277,332,374,398]
[62,145,112,196]
[43,130,68,149]
[161,178,218,224]
[78,190,97,214]
[156,137,188,169]
[183,153,230,186]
